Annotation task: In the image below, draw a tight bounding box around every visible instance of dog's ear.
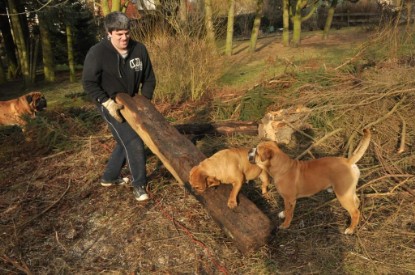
[189,166,208,193]
[260,147,274,162]
[206,176,220,187]
[26,94,33,104]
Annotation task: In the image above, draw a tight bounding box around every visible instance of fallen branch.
[296,128,343,159]
[365,96,406,129]
[357,174,414,192]
[0,254,33,275]
[20,181,71,229]
[397,112,406,154]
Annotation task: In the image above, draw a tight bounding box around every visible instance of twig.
[41,150,68,160]
[20,181,71,229]
[363,189,415,198]
[397,112,406,154]
[296,128,343,159]
[357,174,414,192]
[364,96,406,129]
[0,254,33,275]
[55,231,68,253]
[372,143,415,197]
[282,119,315,141]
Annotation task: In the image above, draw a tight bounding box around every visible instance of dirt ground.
[1,29,414,274]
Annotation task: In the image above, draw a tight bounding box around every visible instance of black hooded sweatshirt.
[82,38,156,105]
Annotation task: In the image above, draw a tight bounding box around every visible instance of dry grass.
[1,28,414,274]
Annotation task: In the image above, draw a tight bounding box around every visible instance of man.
[82,11,156,201]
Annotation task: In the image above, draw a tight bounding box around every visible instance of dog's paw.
[278,211,285,219]
[278,223,290,229]
[344,227,355,235]
[227,200,238,209]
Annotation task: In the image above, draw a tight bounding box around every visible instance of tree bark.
[7,0,31,85]
[116,94,272,254]
[282,0,290,47]
[0,3,18,79]
[38,13,55,82]
[323,0,337,40]
[250,0,263,52]
[66,24,76,82]
[225,0,235,56]
[204,0,216,47]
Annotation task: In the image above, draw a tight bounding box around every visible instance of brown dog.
[0,92,47,130]
[248,129,371,234]
[189,148,270,209]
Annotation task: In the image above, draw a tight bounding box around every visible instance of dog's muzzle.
[248,148,257,164]
[36,97,47,111]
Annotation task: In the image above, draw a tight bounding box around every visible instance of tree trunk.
[111,0,121,12]
[204,0,216,47]
[282,0,290,47]
[291,14,302,47]
[0,3,18,79]
[0,58,5,84]
[323,0,337,40]
[38,13,55,82]
[29,36,39,83]
[406,0,412,31]
[179,0,188,24]
[66,24,76,82]
[290,0,319,47]
[249,0,263,53]
[116,94,273,254]
[102,0,110,15]
[7,0,31,85]
[225,0,235,56]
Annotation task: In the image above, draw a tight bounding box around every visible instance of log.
[174,121,258,136]
[116,94,273,254]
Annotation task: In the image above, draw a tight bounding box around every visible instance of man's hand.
[102,99,124,123]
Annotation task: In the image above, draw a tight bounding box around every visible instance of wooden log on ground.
[116,94,273,254]
[174,121,258,136]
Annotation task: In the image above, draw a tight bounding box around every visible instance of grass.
[1,26,414,274]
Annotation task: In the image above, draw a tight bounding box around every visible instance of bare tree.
[0,1,18,79]
[322,0,338,39]
[7,0,31,85]
[291,0,319,47]
[204,0,216,47]
[250,0,264,52]
[38,12,55,82]
[282,0,290,46]
[66,24,76,82]
[225,0,235,56]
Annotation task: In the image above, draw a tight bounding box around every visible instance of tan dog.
[0,92,47,130]
[189,148,270,209]
[248,129,371,234]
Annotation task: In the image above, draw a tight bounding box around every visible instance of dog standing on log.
[248,129,371,234]
[0,92,47,130]
[189,148,270,209]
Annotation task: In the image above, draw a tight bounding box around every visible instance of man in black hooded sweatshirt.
[82,11,156,201]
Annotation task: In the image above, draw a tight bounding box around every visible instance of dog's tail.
[347,129,371,165]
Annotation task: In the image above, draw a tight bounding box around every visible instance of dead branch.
[397,112,407,154]
[365,96,406,129]
[0,254,33,275]
[20,181,71,230]
[296,128,343,159]
[372,142,415,197]
[357,174,415,192]
[283,119,315,141]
